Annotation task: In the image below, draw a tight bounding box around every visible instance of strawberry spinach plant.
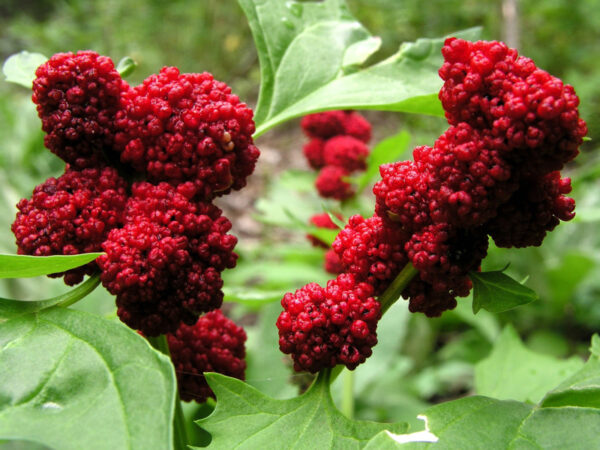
[1,0,598,449]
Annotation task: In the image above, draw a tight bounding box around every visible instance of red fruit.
[168,310,246,403]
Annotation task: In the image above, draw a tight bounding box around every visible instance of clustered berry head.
[279,38,586,372]
[300,110,371,200]
[277,273,380,373]
[14,52,259,344]
[12,166,128,285]
[439,38,586,175]
[167,310,246,403]
[98,182,237,336]
[115,67,260,200]
[32,51,129,169]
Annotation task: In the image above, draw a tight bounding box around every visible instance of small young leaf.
[470,268,538,314]
[0,273,101,319]
[116,56,137,77]
[197,370,408,449]
[0,253,103,279]
[2,51,47,88]
[0,308,176,450]
[355,130,411,191]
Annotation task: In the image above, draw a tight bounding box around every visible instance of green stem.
[148,335,189,450]
[341,369,354,419]
[377,262,418,314]
[56,273,101,308]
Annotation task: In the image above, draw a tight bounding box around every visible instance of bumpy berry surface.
[485,172,575,248]
[315,165,355,200]
[301,110,371,143]
[404,224,488,314]
[115,67,259,200]
[277,274,380,372]
[32,51,129,168]
[374,159,433,233]
[168,310,246,403]
[439,38,586,175]
[12,166,128,285]
[332,215,408,295]
[307,212,341,248]
[98,182,237,336]
[323,136,369,172]
[417,124,516,227]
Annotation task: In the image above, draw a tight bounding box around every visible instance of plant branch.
[377,262,418,314]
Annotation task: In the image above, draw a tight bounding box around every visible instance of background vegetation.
[1,0,598,444]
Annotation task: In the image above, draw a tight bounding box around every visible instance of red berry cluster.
[13,51,259,337]
[12,167,128,285]
[167,310,246,403]
[276,273,380,373]
[301,111,371,200]
[278,39,586,372]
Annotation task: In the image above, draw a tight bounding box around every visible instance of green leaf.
[0,307,176,450]
[470,268,538,314]
[403,337,600,449]
[475,326,584,403]
[355,130,411,192]
[116,56,137,77]
[2,51,47,88]
[0,253,103,279]
[197,370,408,449]
[0,273,101,319]
[239,0,480,136]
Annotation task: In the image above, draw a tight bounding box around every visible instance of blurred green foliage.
[0,0,599,431]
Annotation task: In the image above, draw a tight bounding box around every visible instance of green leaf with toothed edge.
[0,307,176,450]
[0,253,103,279]
[238,0,481,137]
[196,371,408,449]
[2,51,47,88]
[398,335,600,449]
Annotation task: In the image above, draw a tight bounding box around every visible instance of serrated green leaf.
[0,273,100,319]
[355,130,411,192]
[475,326,584,403]
[0,308,176,450]
[116,56,137,77]
[470,268,538,314]
[2,51,47,88]
[0,253,103,279]
[197,371,408,449]
[239,0,480,136]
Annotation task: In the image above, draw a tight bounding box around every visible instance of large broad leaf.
[239,0,480,136]
[396,335,600,449]
[0,307,176,450]
[470,268,538,314]
[475,326,584,403]
[197,371,408,449]
[0,253,103,279]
